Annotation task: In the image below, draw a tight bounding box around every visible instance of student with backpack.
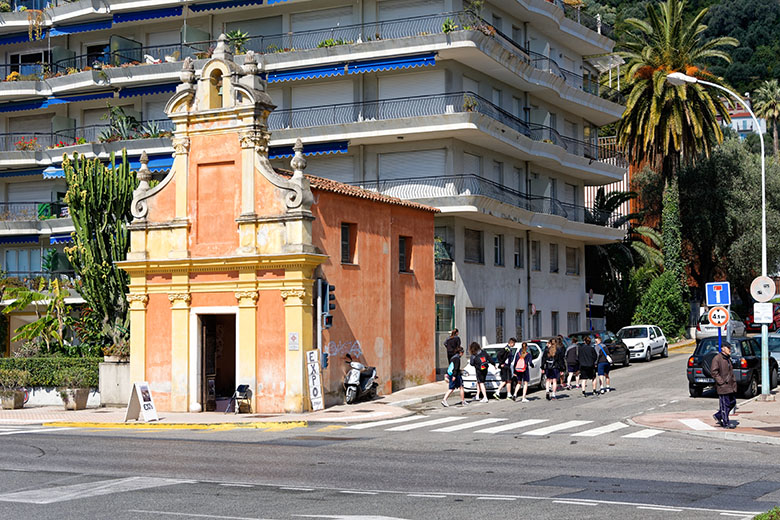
[577,336,598,396]
[511,341,534,402]
[442,346,466,407]
[469,342,493,403]
[493,338,515,400]
[565,340,580,390]
[541,339,561,400]
[595,335,613,394]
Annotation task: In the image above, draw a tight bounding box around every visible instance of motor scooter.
[343,353,378,404]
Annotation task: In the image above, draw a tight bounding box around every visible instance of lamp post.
[666,71,770,398]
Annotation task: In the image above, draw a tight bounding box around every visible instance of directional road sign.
[705,282,731,307]
[708,306,730,328]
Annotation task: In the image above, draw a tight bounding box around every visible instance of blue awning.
[48,92,114,105]
[44,154,174,179]
[49,234,73,245]
[269,141,349,159]
[0,99,47,113]
[348,53,437,74]
[0,168,46,178]
[268,64,345,83]
[267,0,288,3]
[0,32,33,46]
[190,0,263,12]
[0,235,39,245]
[113,7,183,24]
[42,166,63,179]
[119,83,178,99]
[49,20,112,37]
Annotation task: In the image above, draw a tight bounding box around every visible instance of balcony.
[0,202,68,221]
[352,174,621,227]
[1,271,79,292]
[269,92,625,167]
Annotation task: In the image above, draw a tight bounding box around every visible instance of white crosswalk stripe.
[431,418,507,432]
[345,415,427,430]
[475,419,547,434]
[523,420,593,436]
[622,429,664,439]
[572,422,628,437]
[678,418,717,431]
[386,417,462,431]
[0,427,74,436]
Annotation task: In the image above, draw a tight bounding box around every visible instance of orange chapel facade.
[119,38,436,413]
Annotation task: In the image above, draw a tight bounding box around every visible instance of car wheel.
[689,384,703,398]
[771,366,778,390]
[623,348,630,367]
[538,370,545,390]
[644,348,652,363]
[662,344,669,358]
[743,374,758,399]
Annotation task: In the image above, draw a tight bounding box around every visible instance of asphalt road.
[0,348,778,520]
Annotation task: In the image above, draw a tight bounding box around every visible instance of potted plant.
[0,369,29,409]
[58,366,90,410]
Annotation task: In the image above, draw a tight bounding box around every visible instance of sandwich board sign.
[306,350,324,411]
[124,381,159,422]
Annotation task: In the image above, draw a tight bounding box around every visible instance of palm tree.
[616,0,737,289]
[753,79,780,160]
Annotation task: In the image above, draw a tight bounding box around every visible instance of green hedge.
[0,357,100,387]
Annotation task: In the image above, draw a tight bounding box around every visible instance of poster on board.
[124,381,160,422]
[306,350,324,411]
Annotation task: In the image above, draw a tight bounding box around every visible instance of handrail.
[349,174,621,226]
[0,119,173,151]
[0,201,69,221]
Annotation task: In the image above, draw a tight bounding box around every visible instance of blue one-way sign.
[705,281,731,307]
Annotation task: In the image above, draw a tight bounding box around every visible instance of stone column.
[171,136,191,259]
[281,278,315,413]
[235,289,258,412]
[168,292,191,412]
[127,293,149,385]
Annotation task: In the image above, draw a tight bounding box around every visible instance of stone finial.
[290,139,307,179]
[180,57,195,83]
[131,151,152,219]
[137,151,152,186]
[243,50,258,76]
[213,33,233,61]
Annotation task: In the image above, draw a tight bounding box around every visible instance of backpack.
[543,354,555,369]
[515,354,526,373]
[447,361,455,376]
[477,354,489,371]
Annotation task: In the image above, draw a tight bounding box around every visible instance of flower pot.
[0,390,24,409]
[103,355,128,363]
[60,388,89,410]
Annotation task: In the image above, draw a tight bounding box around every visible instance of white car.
[616,325,669,362]
[461,342,544,396]
[695,311,746,341]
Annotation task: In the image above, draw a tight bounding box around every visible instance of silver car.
[695,311,746,341]
[462,342,544,396]
[617,325,669,362]
[764,334,780,365]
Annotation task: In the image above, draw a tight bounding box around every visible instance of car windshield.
[768,337,780,353]
[698,315,710,325]
[617,328,647,339]
[483,347,513,359]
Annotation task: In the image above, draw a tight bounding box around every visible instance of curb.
[42,421,308,430]
[387,393,447,408]
[669,340,696,351]
[627,416,780,446]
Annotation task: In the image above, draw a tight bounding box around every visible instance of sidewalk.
[0,381,450,429]
[632,392,780,445]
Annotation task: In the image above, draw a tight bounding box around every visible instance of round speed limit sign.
[708,306,730,328]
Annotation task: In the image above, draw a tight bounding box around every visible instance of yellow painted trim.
[42,421,307,430]
[118,253,327,274]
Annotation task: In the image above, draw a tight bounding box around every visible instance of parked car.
[567,330,630,367]
[745,304,780,332]
[616,325,669,362]
[765,334,780,365]
[687,336,779,398]
[462,342,544,396]
[695,310,746,341]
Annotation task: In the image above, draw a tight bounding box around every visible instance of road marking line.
[0,427,73,436]
[431,418,507,432]
[476,496,516,501]
[679,418,717,431]
[407,494,446,498]
[338,411,392,421]
[128,510,272,520]
[638,506,682,512]
[317,425,344,432]
[339,490,377,495]
[553,500,597,506]
[719,514,752,518]
[386,417,461,431]
[524,420,592,436]
[345,415,426,430]
[218,483,254,488]
[623,429,664,439]
[475,419,547,434]
[571,422,628,437]
[279,487,313,492]
[0,477,184,504]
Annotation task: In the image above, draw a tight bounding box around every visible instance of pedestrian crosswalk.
[345,415,663,439]
[0,425,74,436]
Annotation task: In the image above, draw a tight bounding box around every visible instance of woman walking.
[469,342,492,403]
[442,346,466,407]
[511,342,534,402]
[595,336,612,395]
[541,339,561,400]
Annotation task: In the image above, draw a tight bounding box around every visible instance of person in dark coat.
[444,329,461,361]
[711,342,737,428]
[578,336,598,396]
[493,338,516,399]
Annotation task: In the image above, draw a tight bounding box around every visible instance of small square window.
[514,237,524,268]
[549,243,559,273]
[494,234,505,266]
[399,236,412,273]
[341,223,356,264]
[464,228,484,264]
[566,246,580,275]
[531,240,541,271]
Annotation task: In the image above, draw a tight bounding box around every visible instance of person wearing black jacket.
[493,338,515,400]
[443,329,460,360]
[541,338,565,400]
[577,336,598,396]
[565,341,580,390]
[469,342,494,403]
[442,346,466,407]
[595,336,612,394]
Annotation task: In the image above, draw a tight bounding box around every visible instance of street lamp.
[666,71,771,398]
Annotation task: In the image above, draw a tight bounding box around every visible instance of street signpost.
[751,275,776,399]
[708,306,729,352]
[706,282,732,342]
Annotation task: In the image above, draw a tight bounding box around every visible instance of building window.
[464,152,481,176]
[464,228,484,263]
[494,234,505,266]
[515,309,524,340]
[531,240,541,271]
[496,308,505,343]
[549,243,559,273]
[466,308,484,346]
[493,160,504,185]
[341,223,356,264]
[532,310,541,337]
[514,237,524,268]
[551,311,559,336]
[567,312,580,334]
[399,236,412,273]
[434,226,454,281]
[4,247,43,276]
[566,246,580,275]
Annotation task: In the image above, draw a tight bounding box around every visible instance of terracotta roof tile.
[275,169,439,213]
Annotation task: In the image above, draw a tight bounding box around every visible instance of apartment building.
[0,0,626,367]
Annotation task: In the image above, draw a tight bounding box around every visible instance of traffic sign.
[750,276,776,303]
[705,282,731,307]
[754,302,774,324]
[708,306,730,328]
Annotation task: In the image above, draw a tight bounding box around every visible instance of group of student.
[441,328,617,406]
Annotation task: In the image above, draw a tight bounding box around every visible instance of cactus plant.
[62,151,137,348]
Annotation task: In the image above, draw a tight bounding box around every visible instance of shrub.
[754,507,780,520]
[58,365,91,388]
[0,357,100,387]
[632,270,688,338]
[0,369,29,393]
